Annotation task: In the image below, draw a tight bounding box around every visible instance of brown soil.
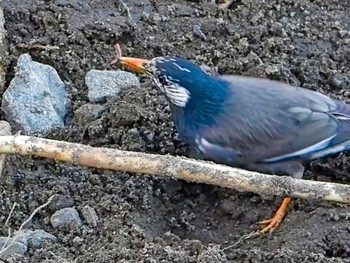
[1,0,350,262]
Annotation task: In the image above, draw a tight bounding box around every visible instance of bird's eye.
[158,74,168,86]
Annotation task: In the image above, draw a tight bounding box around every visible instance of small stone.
[2,54,69,135]
[72,236,83,246]
[73,103,106,126]
[271,22,284,36]
[232,33,241,41]
[339,30,349,38]
[218,199,235,215]
[50,207,82,230]
[49,194,75,210]
[328,74,348,89]
[152,13,162,22]
[85,69,139,103]
[250,11,263,24]
[81,205,99,227]
[193,25,207,40]
[329,213,340,221]
[0,236,27,257]
[14,229,57,249]
[144,130,155,141]
[265,65,280,75]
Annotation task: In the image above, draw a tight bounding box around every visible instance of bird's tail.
[331,101,350,145]
[309,101,350,160]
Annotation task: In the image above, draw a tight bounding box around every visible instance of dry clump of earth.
[1,0,350,262]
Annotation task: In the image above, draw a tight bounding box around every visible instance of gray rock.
[14,229,57,248]
[73,103,106,126]
[2,54,69,135]
[193,25,206,40]
[265,65,280,75]
[81,205,99,227]
[49,194,75,210]
[50,207,82,230]
[85,69,139,103]
[339,30,350,38]
[0,236,27,257]
[72,236,83,246]
[328,74,348,89]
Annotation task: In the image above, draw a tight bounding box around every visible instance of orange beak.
[110,56,150,74]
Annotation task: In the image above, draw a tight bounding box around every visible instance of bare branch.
[117,0,135,26]
[0,195,54,256]
[0,120,11,176]
[0,134,348,204]
[4,202,17,228]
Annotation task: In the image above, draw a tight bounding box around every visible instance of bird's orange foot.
[257,197,292,234]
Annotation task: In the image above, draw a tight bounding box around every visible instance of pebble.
[218,199,235,215]
[193,25,207,40]
[0,236,27,257]
[72,236,83,246]
[328,74,348,89]
[81,205,99,227]
[250,11,263,24]
[2,54,69,135]
[73,103,106,126]
[339,30,349,38]
[14,229,57,248]
[49,194,75,210]
[50,207,82,230]
[265,65,280,75]
[85,69,139,103]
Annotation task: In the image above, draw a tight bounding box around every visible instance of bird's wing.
[197,75,342,163]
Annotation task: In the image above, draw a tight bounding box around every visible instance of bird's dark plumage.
[144,56,350,179]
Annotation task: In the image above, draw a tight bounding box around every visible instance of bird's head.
[117,56,221,108]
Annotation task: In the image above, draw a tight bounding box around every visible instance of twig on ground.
[117,0,135,26]
[28,44,59,51]
[0,195,55,256]
[4,203,17,229]
[0,121,11,176]
[16,195,55,231]
[0,202,17,253]
[0,134,348,204]
[221,231,259,251]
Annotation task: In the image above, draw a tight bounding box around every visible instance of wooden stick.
[0,122,11,176]
[0,133,349,203]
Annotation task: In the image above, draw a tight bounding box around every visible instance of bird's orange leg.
[258,197,292,234]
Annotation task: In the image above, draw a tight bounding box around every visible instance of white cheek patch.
[152,78,190,107]
[165,83,191,107]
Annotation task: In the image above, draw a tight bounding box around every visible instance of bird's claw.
[256,197,292,234]
[257,215,285,234]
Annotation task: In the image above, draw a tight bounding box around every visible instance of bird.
[111,53,350,234]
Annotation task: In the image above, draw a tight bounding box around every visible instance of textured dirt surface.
[1,0,350,262]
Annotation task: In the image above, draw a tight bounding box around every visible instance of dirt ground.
[1,0,350,262]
